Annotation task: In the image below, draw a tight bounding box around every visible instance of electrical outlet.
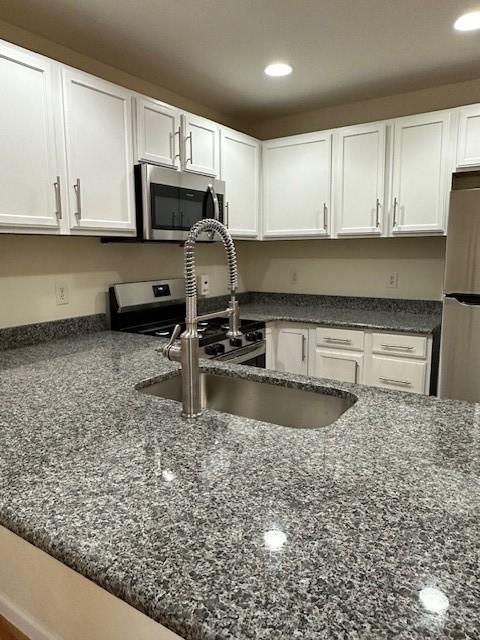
[55,282,69,305]
[289,270,298,285]
[386,271,398,289]
[199,274,209,296]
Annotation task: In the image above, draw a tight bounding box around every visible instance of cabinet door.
[135,96,180,168]
[62,68,135,234]
[265,326,275,369]
[391,111,452,235]
[334,122,386,236]
[0,42,62,230]
[220,128,260,237]
[263,132,332,237]
[456,104,480,169]
[313,348,363,384]
[276,328,308,375]
[183,113,219,177]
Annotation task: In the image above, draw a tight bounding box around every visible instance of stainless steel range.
[109,279,266,367]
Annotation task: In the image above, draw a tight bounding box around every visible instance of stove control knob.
[255,331,264,341]
[245,332,256,342]
[204,344,217,356]
[215,343,225,354]
[230,337,242,347]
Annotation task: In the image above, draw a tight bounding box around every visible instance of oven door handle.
[215,341,266,364]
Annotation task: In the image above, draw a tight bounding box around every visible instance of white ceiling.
[1,0,479,122]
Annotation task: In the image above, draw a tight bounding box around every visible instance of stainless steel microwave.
[134,164,225,242]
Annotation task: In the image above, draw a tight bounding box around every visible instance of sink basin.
[138,372,355,429]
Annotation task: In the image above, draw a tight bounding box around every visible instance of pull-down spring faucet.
[162,189,241,418]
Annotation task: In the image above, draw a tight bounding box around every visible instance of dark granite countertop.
[1,331,478,639]
[234,294,442,335]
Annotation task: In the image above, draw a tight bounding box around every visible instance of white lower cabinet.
[367,355,427,394]
[313,349,364,384]
[275,326,309,375]
[268,322,432,395]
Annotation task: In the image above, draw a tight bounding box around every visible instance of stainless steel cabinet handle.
[225,201,230,228]
[302,335,306,361]
[53,176,62,219]
[379,376,412,387]
[174,126,181,161]
[380,344,414,351]
[375,198,380,228]
[73,178,81,219]
[186,132,193,164]
[393,197,398,228]
[354,361,358,384]
[325,337,352,344]
[323,202,328,231]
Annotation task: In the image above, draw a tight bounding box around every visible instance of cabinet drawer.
[369,356,427,394]
[371,332,427,359]
[315,327,364,351]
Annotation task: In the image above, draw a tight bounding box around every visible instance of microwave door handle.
[203,184,219,221]
[203,183,219,239]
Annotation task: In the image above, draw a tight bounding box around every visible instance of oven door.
[138,164,225,241]
[217,343,266,368]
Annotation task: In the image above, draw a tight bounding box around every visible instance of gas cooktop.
[109,279,266,363]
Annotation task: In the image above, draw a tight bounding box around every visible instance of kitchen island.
[0,330,478,639]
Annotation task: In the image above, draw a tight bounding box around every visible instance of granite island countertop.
[1,331,479,639]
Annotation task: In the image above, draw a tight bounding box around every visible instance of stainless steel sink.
[139,372,355,429]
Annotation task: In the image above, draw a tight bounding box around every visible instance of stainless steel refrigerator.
[439,171,480,402]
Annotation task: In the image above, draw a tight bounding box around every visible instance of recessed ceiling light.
[264,63,292,77]
[454,10,480,31]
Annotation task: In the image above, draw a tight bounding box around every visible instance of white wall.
[239,237,446,300]
[0,235,246,329]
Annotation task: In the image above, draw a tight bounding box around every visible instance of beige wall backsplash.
[0,235,246,329]
[240,237,446,301]
[0,235,445,329]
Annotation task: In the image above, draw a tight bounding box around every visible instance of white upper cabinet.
[456,104,480,169]
[263,132,332,237]
[182,113,219,177]
[135,96,180,168]
[0,42,63,231]
[62,68,136,234]
[333,122,387,236]
[220,128,260,238]
[391,111,453,235]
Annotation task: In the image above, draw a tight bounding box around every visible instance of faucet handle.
[167,324,182,347]
[161,323,182,361]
